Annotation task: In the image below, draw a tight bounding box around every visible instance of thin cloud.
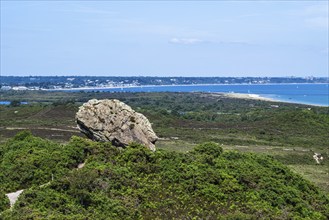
[305,17,328,29]
[302,4,328,16]
[303,4,328,29]
[169,38,204,45]
[218,41,251,46]
[59,5,118,15]
[289,4,328,29]
[169,38,252,46]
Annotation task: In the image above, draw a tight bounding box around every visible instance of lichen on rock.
[76,99,158,151]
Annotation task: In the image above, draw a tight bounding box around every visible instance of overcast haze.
[1,1,328,77]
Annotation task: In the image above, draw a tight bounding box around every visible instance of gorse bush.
[0,190,10,212]
[0,131,90,192]
[1,134,328,219]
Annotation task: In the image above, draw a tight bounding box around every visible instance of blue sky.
[1,1,328,77]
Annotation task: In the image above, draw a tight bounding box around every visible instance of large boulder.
[76,99,158,151]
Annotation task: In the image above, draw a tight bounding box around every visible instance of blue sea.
[66,83,329,106]
[0,101,28,105]
[2,84,327,106]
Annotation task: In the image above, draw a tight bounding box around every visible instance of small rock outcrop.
[76,99,158,151]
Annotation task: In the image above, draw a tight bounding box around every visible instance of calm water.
[0,101,28,105]
[66,83,329,106]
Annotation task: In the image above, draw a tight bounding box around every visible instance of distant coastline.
[43,83,328,107]
[1,78,328,106]
[1,76,328,92]
[43,82,329,92]
[219,93,325,107]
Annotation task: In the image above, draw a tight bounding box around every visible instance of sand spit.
[222,93,274,101]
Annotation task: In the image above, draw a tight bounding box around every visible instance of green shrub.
[1,134,328,219]
[193,142,223,157]
[0,132,91,192]
[0,190,10,212]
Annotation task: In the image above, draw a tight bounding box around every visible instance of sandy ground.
[6,190,24,208]
[221,93,274,101]
[213,92,325,107]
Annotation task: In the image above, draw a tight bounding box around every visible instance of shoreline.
[220,93,275,102]
[44,82,329,91]
[216,92,327,107]
[0,91,327,107]
[4,83,328,107]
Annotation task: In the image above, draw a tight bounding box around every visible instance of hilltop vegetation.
[1,132,328,219]
[0,131,86,193]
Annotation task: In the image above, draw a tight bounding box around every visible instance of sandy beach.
[212,92,325,107]
[222,93,274,101]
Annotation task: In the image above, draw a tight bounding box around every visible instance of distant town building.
[12,86,28,90]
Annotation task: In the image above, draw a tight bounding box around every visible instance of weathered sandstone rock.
[76,99,157,151]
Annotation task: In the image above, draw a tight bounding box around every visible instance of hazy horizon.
[1,1,328,77]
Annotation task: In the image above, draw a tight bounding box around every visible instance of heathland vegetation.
[1,132,328,219]
[0,91,328,218]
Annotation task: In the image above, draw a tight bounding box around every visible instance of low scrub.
[1,132,328,219]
